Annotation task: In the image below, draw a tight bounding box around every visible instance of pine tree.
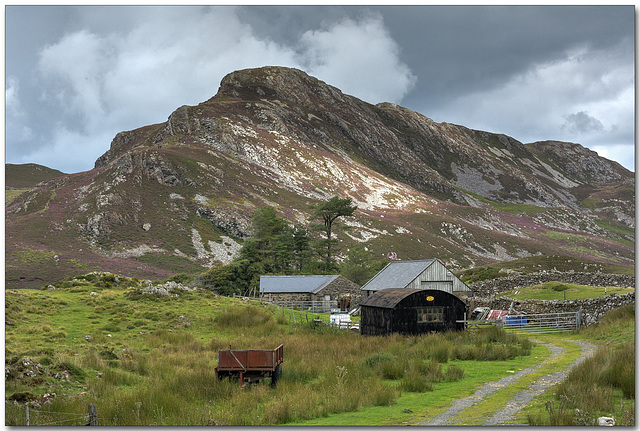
[311,196,357,273]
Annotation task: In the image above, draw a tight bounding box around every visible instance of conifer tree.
[311,196,357,273]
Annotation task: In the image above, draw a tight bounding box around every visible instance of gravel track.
[483,340,596,426]
[422,339,596,426]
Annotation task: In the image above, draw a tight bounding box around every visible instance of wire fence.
[261,299,341,314]
[5,403,97,426]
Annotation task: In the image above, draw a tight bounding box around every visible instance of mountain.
[5,66,634,288]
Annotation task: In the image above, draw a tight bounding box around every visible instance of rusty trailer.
[215,344,283,387]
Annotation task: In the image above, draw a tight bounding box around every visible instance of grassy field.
[5,273,531,426]
[496,281,634,301]
[4,273,634,426]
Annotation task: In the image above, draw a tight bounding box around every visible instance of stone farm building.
[259,275,363,312]
[361,259,472,300]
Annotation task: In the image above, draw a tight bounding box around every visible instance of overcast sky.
[5,5,635,174]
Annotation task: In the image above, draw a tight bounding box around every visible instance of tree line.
[199,196,386,296]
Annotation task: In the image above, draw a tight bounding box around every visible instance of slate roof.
[360,259,436,291]
[259,275,340,294]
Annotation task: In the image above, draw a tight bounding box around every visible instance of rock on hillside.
[5,67,634,288]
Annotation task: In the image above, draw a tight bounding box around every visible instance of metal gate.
[500,311,582,334]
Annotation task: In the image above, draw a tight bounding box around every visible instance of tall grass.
[556,342,634,410]
[6,288,535,426]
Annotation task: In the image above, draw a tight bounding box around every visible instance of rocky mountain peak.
[214,66,347,109]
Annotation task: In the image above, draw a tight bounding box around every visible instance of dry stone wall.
[469,271,635,326]
[315,276,365,307]
[470,271,634,298]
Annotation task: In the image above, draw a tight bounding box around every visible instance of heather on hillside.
[5,67,634,288]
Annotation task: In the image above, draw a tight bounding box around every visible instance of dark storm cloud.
[4,5,635,173]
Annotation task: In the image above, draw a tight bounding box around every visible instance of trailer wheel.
[271,364,282,388]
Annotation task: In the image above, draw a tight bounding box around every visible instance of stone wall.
[470,271,635,298]
[262,292,312,304]
[468,271,635,326]
[314,276,365,308]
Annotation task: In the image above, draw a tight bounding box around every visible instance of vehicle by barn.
[361,259,472,300]
[360,288,467,336]
[215,344,283,387]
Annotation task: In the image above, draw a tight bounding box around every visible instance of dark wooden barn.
[360,288,467,336]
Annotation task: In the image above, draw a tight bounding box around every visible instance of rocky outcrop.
[527,141,629,186]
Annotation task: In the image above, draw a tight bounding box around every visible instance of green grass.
[290,342,549,426]
[5,189,30,202]
[5,280,534,426]
[496,281,633,301]
[4,278,633,426]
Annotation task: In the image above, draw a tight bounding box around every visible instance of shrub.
[400,369,433,392]
[364,352,395,368]
[166,273,194,285]
[367,379,398,406]
[551,283,570,292]
[377,358,407,380]
[444,364,465,382]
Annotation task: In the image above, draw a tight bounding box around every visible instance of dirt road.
[422,339,596,426]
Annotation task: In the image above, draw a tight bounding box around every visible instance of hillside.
[5,66,634,288]
[5,163,66,189]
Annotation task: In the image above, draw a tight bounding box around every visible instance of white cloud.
[427,39,634,170]
[13,127,114,174]
[5,76,34,143]
[29,7,415,172]
[299,12,416,104]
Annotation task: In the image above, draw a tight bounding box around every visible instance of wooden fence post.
[88,404,97,426]
[25,405,29,426]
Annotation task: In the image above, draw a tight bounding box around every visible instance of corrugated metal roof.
[359,288,420,309]
[259,275,340,294]
[360,259,435,291]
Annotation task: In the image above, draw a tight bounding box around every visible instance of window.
[418,306,444,323]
